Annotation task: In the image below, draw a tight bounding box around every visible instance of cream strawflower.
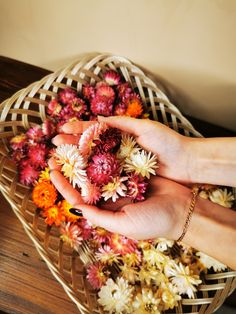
[132,288,161,314]
[209,188,234,208]
[95,245,120,265]
[124,150,158,179]
[153,238,174,252]
[120,264,138,284]
[98,277,133,313]
[55,144,87,188]
[102,177,127,202]
[196,252,227,272]
[158,282,181,310]
[165,262,201,298]
[143,246,169,268]
[138,265,167,286]
[117,134,140,160]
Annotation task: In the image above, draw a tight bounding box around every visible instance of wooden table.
[0,56,235,314]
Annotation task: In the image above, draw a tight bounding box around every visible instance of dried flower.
[10,134,27,150]
[58,88,77,105]
[153,238,174,252]
[43,204,64,226]
[95,128,121,154]
[104,70,121,86]
[32,180,57,208]
[110,234,137,255]
[127,174,148,201]
[95,245,120,265]
[125,94,143,118]
[26,125,44,143]
[158,282,181,310]
[93,227,112,243]
[59,199,80,222]
[47,99,62,116]
[19,162,39,185]
[38,167,50,182]
[60,222,83,250]
[81,180,101,205]
[117,134,140,160]
[87,153,120,185]
[54,144,87,188]
[42,118,57,138]
[117,83,133,100]
[114,102,127,116]
[82,84,96,100]
[27,143,47,169]
[132,288,161,314]
[209,188,234,208]
[87,262,109,290]
[124,150,158,179]
[98,277,133,313]
[102,176,127,202]
[91,96,113,116]
[196,252,227,272]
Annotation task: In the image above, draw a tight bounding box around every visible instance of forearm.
[183,195,236,270]
[187,137,236,187]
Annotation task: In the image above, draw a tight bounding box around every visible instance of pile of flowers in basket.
[10,70,234,313]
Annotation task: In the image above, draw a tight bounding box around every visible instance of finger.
[97,115,150,136]
[48,157,61,171]
[77,204,128,234]
[62,121,97,134]
[51,134,80,146]
[50,170,83,206]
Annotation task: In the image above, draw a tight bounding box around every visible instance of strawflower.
[196,252,227,272]
[104,70,121,86]
[19,162,39,186]
[59,199,80,222]
[38,167,50,182]
[60,222,83,251]
[27,143,47,169]
[209,188,234,208]
[81,180,101,205]
[132,288,161,314]
[10,134,27,150]
[110,234,137,255]
[102,176,127,202]
[117,134,140,160]
[125,94,143,118]
[95,245,120,265]
[127,174,148,201]
[87,262,109,290]
[43,204,64,226]
[32,180,57,208]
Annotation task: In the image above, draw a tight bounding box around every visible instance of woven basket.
[0,53,235,314]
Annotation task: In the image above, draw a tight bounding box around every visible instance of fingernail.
[69,208,83,217]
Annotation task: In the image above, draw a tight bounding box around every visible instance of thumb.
[75,204,128,235]
[98,115,149,136]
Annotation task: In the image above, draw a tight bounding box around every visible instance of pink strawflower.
[47,99,62,116]
[26,125,44,143]
[78,122,107,157]
[60,222,83,251]
[58,88,77,105]
[27,143,48,169]
[109,234,137,255]
[81,180,101,204]
[77,219,93,240]
[10,134,27,150]
[86,262,109,290]
[96,84,115,103]
[19,161,39,185]
[127,174,148,201]
[82,84,96,100]
[70,97,87,116]
[42,118,57,138]
[117,82,133,100]
[87,153,120,185]
[91,96,113,116]
[114,102,127,116]
[94,128,121,154]
[104,70,121,86]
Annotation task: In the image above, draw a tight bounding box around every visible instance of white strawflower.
[209,188,234,208]
[98,277,133,313]
[153,238,174,252]
[55,144,87,188]
[165,262,201,298]
[159,282,181,310]
[124,150,158,179]
[132,288,161,314]
[196,252,227,272]
[117,134,140,160]
[102,177,127,202]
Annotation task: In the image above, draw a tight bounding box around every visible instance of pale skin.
[49,116,236,270]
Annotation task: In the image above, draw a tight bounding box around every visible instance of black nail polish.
[69,208,83,217]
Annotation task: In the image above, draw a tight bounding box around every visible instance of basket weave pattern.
[0,53,235,314]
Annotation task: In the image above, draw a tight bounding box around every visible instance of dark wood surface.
[0,56,235,314]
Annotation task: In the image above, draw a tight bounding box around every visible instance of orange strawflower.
[32,180,57,209]
[125,95,143,118]
[42,205,65,226]
[58,199,80,222]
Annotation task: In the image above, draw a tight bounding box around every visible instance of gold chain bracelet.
[177,186,199,242]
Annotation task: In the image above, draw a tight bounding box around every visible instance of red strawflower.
[42,118,57,138]
[104,70,121,86]
[96,84,115,103]
[70,97,87,116]
[86,262,109,290]
[127,174,148,201]
[26,125,44,143]
[117,82,133,100]
[109,234,137,255]
[87,153,120,185]
[82,84,96,100]
[114,102,127,116]
[58,88,77,105]
[27,143,48,169]
[47,99,62,116]
[94,128,121,154]
[19,161,39,185]
[11,149,26,164]
[90,96,113,116]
